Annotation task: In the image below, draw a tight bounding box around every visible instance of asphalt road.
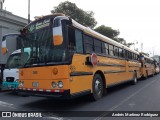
[0,74,160,120]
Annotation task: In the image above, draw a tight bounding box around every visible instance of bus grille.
[6,77,14,82]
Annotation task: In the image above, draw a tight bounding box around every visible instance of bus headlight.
[51,82,57,88]
[58,81,63,88]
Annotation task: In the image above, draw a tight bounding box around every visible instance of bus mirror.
[2,40,8,55]
[53,35,63,46]
[2,47,8,55]
[53,26,63,46]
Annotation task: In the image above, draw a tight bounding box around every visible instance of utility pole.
[0,0,5,9]
[153,46,156,57]
[28,0,30,24]
[141,43,143,52]
[133,40,138,50]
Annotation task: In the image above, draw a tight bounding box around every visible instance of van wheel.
[132,72,137,85]
[91,74,104,101]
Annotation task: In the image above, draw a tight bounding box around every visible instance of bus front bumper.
[2,82,18,90]
[18,88,91,99]
[18,88,71,99]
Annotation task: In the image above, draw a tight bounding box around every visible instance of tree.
[51,1,134,48]
[126,42,134,48]
[114,37,126,44]
[141,52,149,57]
[94,25,134,47]
[51,1,97,28]
[94,25,120,39]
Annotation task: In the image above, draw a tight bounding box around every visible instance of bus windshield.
[6,53,22,69]
[20,16,72,67]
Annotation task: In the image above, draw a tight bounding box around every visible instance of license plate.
[32,82,39,87]
[8,84,11,88]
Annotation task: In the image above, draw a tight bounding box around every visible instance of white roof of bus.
[3,33,19,36]
[143,55,154,61]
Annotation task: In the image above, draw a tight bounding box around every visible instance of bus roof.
[143,55,154,61]
[27,13,65,26]
[3,33,19,37]
[25,13,139,55]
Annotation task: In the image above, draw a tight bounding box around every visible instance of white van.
[2,48,30,91]
[2,49,21,90]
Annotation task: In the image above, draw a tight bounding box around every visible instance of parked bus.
[154,60,159,74]
[0,33,20,90]
[139,53,155,79]
[18,13,144,100]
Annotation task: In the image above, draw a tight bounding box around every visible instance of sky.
[3,0,160,56]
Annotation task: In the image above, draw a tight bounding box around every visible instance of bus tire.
[132,72,137,85]
[143,71,148,80]
[91,74,104,101]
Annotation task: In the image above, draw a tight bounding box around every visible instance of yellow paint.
[2,47,7,55]
[53,35,63,46]
[19,53,144,96]
[19,65,70,89]
[141,63,155,78]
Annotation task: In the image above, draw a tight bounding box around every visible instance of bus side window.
[68,26,76,51]
[119,48,123,57]
[128,52,132,59]
[85,35,94,53]
[94,39,102,54]
[114,46,119,57]
[68,27,83,53]
[75,30,83,53]
[124,50,128,59]
[109,44,114,56]
[102,42,109,55]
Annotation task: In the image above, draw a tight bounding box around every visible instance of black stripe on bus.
[128,65,139,67]
[104,70,126,74]
[97,63,125,67]
[70,72,93,76]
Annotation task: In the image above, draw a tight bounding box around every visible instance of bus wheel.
[132,72,137,85]
[91,74,103,101]
[143,71,148,80]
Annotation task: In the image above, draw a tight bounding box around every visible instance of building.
[0,9,28,63]
[0,9,28,41]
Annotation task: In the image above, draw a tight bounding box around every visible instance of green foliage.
[51,1,97,28]
[141,52,150,57]
[126,42,134,48]
[113,38,126,44]
[94,25,119,39]
[94,25,135,47]
[51,1,135,48]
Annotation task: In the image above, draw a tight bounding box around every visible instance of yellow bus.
[18,13,143,100]
[140,54,155,79]
[154,60,160,74]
